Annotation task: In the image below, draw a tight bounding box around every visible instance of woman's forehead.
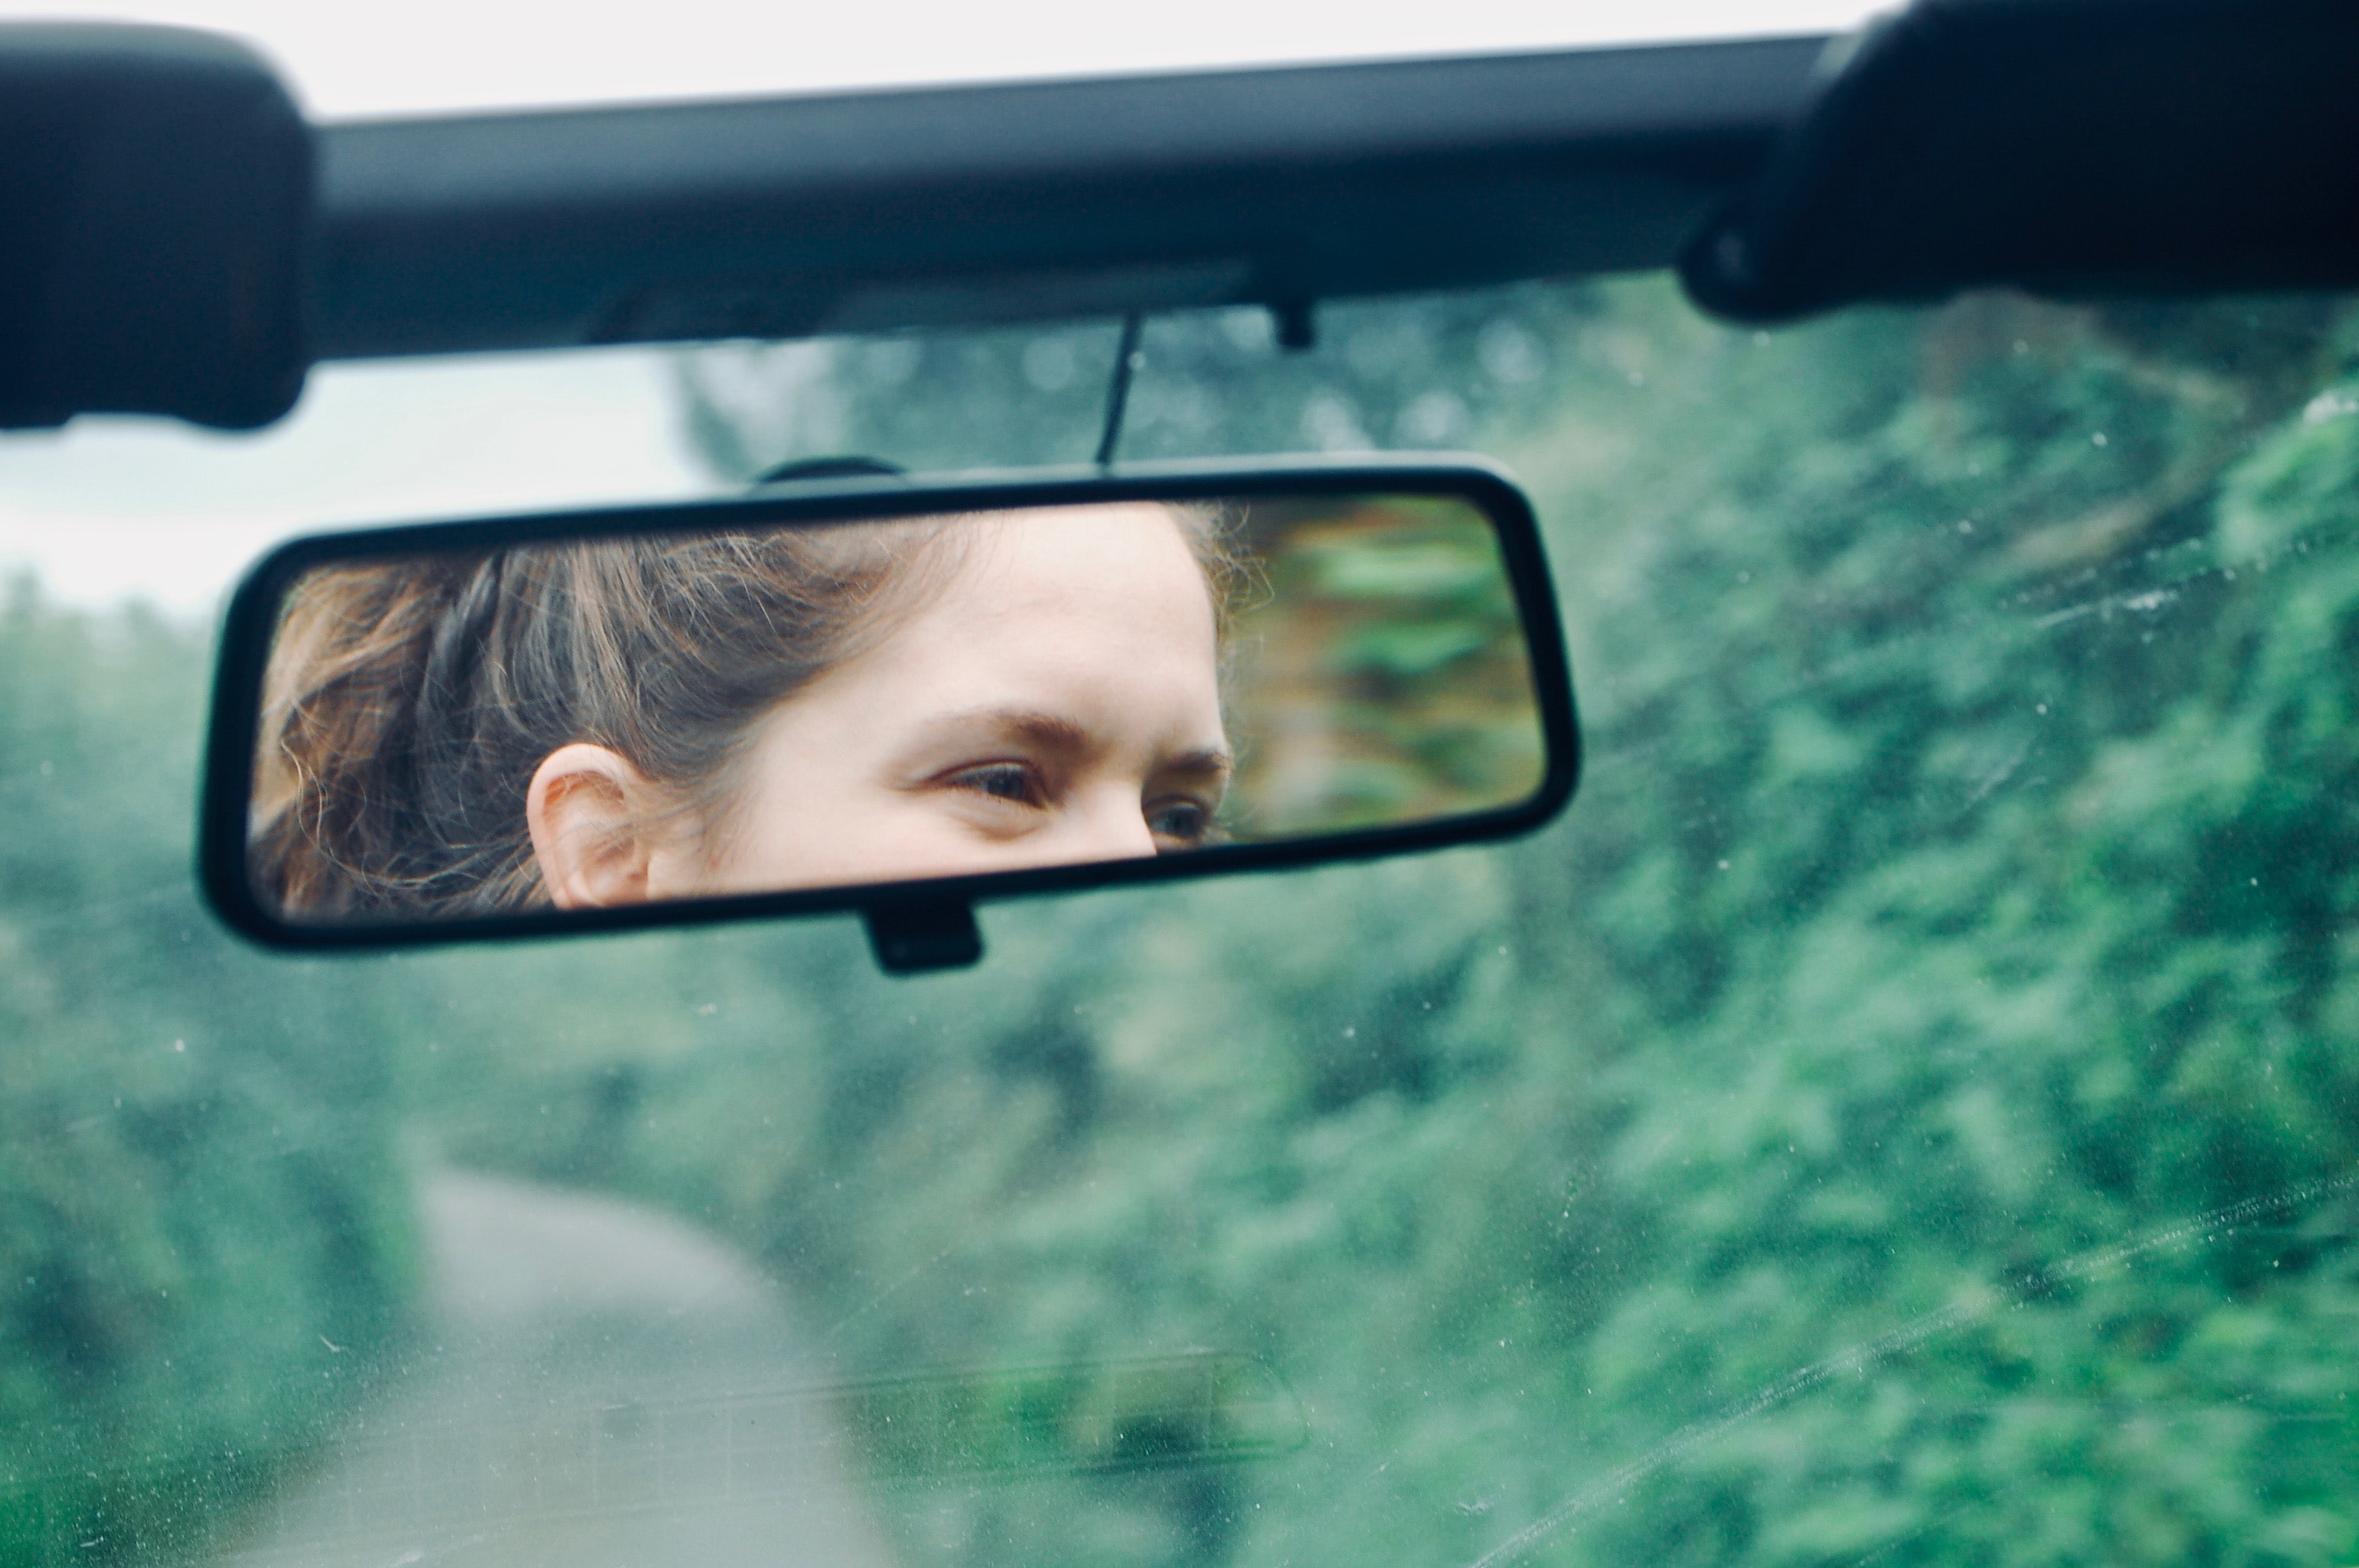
[858,503,1224,735]
[959,499,1194,544]
[951,501,1209,605]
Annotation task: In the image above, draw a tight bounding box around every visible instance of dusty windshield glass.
[7,278,2359,1568]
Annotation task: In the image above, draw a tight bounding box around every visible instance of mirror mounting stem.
[1270,300,1316,352]
[865,898,984,975]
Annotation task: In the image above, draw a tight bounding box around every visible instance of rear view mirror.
[200,459,1577,970]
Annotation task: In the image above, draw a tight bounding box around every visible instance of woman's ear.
[526,743,683,909]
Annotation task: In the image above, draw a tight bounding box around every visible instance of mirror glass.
[243,488,1549,927]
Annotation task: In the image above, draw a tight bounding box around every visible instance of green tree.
[645,282,2359,1567]
[0,582,413,1566]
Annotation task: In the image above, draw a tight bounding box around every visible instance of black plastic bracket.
[1270,299,1317,352]
[863,898,984,975]
[755,455,907,484]
[1679,0,2359,322]
[0,23,313,429]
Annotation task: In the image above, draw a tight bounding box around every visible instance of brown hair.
[253,506,1240,920]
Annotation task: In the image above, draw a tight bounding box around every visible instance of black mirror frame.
[198,455,1580,960]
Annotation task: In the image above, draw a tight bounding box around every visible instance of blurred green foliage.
[1220,494,1543,835]
[0,584,413,1565]
[666,283,2359,1566]
[839,1353,1305,1483]
[7,276,2359,1568]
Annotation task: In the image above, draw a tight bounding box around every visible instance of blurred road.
[216,1169,896,1568]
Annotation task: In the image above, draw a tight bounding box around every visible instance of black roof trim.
[311,35,1826,360]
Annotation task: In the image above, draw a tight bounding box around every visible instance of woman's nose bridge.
[1062,782,1158,859]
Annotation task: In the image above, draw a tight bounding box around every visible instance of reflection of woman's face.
[693,503,1230,895]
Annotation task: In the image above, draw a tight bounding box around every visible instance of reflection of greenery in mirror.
[1222,495,1541,837]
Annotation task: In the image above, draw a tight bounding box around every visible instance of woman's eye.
[1147,799,1212,848]
[946,763,1042,807]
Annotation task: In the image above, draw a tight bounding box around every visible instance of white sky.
[4,0,1879,118]
[0,0,1881,613]
[0,350,713,612]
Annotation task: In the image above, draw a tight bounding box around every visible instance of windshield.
[8,277,2359,1568]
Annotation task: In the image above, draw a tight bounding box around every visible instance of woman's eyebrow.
[1161,746,1234,779]
[903,706,1230,772]
[919,705,1093,757]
